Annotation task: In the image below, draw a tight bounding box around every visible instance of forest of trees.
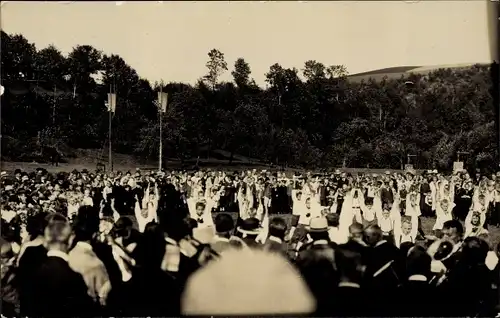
[1,31,498,171]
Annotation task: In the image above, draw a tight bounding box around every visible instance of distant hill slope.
[347,63,486,83]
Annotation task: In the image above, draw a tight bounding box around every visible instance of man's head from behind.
[349,222,364,241]
[406,245,431,278]
[363,224,383,247]
[214,213,234,238]
[269,217,287,241]
[335,247,365,284]
[44,213,72,253]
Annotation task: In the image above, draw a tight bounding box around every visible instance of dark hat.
[14,169,22,175]
[433,240,454,261]
[237,217,262,235]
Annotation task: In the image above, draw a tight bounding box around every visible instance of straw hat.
[181,249,316,315]
[306,217,328,233]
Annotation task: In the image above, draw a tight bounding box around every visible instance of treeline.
[0,31,497,171]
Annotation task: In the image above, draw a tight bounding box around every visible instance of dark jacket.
[295,240,338,316]
[30,253,96,317]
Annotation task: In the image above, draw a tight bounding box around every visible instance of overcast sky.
[1,1,493,86]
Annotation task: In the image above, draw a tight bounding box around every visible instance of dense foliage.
[1,32,497,171]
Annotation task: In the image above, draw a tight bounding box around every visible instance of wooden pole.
[109,84,113,172]
[53,85,56,124]
[159,104,163,172]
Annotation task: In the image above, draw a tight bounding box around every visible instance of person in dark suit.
[396,245,437,317]
[17,212,48,317]
[439,237,494,317]
[210,213,234,255]
[262,217,288,257]
[331,247,369,317]
[340,223,368,262]
[295,217,338,316]
[363,224,401,317]
[120,222,181,317]
[30,213,95,317]
[441,220,464,270]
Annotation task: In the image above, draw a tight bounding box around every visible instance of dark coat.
[30,255,96,317]
[295,240,338,316]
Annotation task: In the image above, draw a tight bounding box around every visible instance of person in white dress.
[464,211,488,238]
[433,199,455,232]
[134,183,159,233]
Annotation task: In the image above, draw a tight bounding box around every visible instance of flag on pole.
[107,93,117,113]
[157,92,168,113]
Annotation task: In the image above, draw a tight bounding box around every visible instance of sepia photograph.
[0,0,499,317]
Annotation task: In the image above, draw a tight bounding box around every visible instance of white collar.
[165,237,178,245]
[268,236,283,244]
[338,282,360,288]
[213,235,230,243]
[408,274,427,282]
[375,239,387,247]
[452,242,461,253]
[75,241,93,251]
[47,250,69,262]
[313,239,329,245]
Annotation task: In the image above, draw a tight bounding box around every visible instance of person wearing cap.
[231,217,263,250]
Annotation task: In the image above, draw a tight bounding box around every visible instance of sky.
[1,1,494,87]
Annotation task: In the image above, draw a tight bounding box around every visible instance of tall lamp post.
[106,86,117,172]
[156,81,168,172]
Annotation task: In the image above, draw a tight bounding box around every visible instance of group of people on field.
[1,167,500,316]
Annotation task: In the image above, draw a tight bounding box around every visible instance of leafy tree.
[303,60,326,82]
[232,58,252,88]
[203,49,228,89]
[0,31,496,172]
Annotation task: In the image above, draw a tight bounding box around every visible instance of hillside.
[347,63,484,83]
